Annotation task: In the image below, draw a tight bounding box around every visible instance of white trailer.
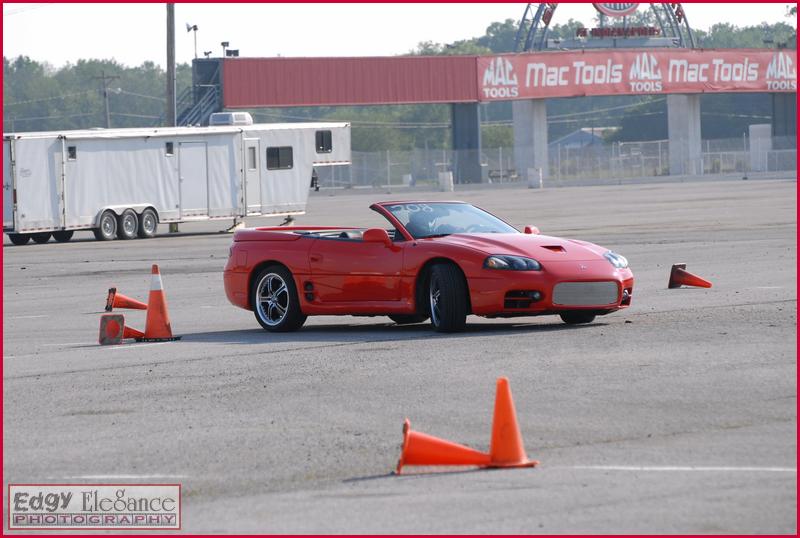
[3,121,351,244]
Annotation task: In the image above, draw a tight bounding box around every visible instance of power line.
[117,89,166,102]
[250,99,668,129]
[110,112,162,119]
[4,112,97,123]
[4,90,95,107]
[548,98,666,120]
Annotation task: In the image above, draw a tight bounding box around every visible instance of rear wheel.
[93,210,117,241]
[560,311,596,325]
[251,265,307,332]
[53,230,74,243]
[31,232,51,244]
[138,208,158,238]
[428,263,468,333]
[388,314,428,325]
[8,233,30,246]
[117,209,138,240]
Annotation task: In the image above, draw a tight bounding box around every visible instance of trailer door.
[12,138,62,232]
[179,141,208,217]
[3,140,14,229]
[244,138,262,215]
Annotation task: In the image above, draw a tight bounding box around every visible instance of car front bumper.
[467,262,634,317]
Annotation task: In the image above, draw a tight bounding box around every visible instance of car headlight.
[484,255,542,271]
[604,251,629,269]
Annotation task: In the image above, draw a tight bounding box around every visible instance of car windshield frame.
[377,202,520,239]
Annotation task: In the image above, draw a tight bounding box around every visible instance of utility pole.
[166,3,176,127]
[92,70,120,128]
[166,4,179,233]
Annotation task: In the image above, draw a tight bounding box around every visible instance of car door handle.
[310,254,322,262]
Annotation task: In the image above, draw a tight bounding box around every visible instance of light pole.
[186,23,198,59]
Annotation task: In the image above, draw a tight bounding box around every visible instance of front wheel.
[560,311,596,325]
[251,265,307,332]
[428,263,468,333]
[388,314,428,325]
[8,233,30,246]
[93,210,117,241]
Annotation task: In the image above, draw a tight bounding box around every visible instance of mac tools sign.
[477,49,796,101]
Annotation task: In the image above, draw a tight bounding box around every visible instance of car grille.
[552,281,619,306]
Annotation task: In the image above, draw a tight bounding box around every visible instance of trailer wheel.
[116,209,139,240]
[53,230,74,243]
[93,210,117,241]
[137,208,158,238]
[31,232,51,244]
[8,233,30,246]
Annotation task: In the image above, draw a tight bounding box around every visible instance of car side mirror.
[363,228,392,247]
[524,225,540,235]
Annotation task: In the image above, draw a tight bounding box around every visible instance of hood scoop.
[541,245,566,253]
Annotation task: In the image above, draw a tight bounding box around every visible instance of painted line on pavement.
[562,465,795,473]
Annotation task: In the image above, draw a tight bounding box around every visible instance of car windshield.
[383,202,519,239]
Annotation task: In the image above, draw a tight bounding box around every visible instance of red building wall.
[222,56,479,108]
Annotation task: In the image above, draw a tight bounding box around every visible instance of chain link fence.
[315,136,796,188]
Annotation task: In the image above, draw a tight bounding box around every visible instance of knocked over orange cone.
[396,419,491,474]
[140,264,181,342]
[99,314,145,345]
[488,377,539,468]
[105,287,148,311]
[668,263,713,289]
[395,377,538,474]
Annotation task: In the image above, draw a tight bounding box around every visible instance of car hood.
[431,233,609,261]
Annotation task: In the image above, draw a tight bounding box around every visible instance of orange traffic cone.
[488,377,539,468]
[123,325,145,340]
[105,287,148,312]
[395,419,491,474]
[668,263,712,289]
[99,314,145,345]
[139,265,181,342]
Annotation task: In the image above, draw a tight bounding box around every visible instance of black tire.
[137,208,158,238]
[428,263,468,333]
[116,209,139,240]
[8,233,30,246]
[52,230,74,243]
[251,265,307,332]
[560,311,596,325]
[93,210,117,241]
[388,314,428,325]
[31,232,51,244]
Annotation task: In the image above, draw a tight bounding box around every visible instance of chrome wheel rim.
[256,273,289,326]
[102,215,115,236]
[122,214,136,235]
[142,213,156,234]
[429,277,442,326]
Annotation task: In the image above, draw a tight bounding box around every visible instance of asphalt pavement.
[3,178,796,532]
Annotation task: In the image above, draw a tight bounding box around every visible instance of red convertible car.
[224,201,634,332]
